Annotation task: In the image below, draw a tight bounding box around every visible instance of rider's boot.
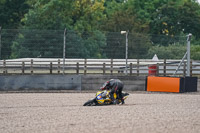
[121,99,125,104]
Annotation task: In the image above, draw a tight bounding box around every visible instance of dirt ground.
[0,92,200,133]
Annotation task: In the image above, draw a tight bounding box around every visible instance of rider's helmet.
[100,80,110,90]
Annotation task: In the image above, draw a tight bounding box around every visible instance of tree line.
[1,0,200,59]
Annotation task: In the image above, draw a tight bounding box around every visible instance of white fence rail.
[0,58,200,76]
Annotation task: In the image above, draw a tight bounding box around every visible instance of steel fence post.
[187,33,192,76]
[63,28,67,75]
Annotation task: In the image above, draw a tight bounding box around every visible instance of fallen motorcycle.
[83,90,129,106]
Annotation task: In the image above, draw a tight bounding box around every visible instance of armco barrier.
[0,75,146,91]
[0,75,198,92]
[81,75,146,91]
[145,76,197,93]
[0,75,82,91]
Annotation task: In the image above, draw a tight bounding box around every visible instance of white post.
[125,31,129,75]
[187,33,192,76]
[63,28,66,75]
[121,31,129,75]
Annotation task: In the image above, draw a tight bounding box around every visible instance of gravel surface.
[0,92,200,133]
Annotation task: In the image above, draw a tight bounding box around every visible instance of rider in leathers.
[101,79,124,104]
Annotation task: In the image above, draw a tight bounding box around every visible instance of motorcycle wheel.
[83,98,97,106]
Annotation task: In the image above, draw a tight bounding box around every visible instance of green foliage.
[178,1,200,38]
[22,0,74,30]
[103,0,149,33]
[23,0,106,31]
[12,0,107,59]
[104,32,125,59]
[0,0,29,28]
[147,44,200,60]
[83,30,106,58]
[1,0,200,59]
[10,30,63,58]
[150,0,200,45]
[191,45,200,60]
[147,44,187,59]
[128,33,152,59]
[72,0,106,32]
[66,30,106,58]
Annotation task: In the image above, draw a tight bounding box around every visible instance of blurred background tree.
[1,0,200,59]
[0,0,29,28]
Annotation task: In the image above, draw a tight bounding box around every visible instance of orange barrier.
[146,77,180,92]
[145,76,197,93]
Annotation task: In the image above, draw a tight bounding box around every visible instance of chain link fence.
[0,29,187,60]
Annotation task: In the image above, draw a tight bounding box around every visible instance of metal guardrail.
[0,58,199,76]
